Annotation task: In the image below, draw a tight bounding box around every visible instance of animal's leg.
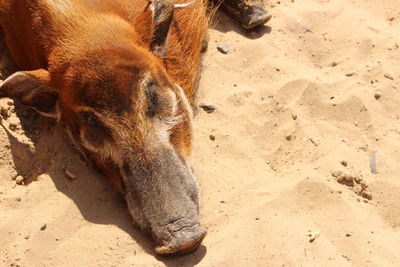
[220,0,271,29]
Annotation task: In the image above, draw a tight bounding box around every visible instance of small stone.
[308,231,320,243]
[341,160,348,167]
[63,167,77,180]
[220,200,225,204]
[15,176,24,185]
[209,134,215,141]
[331,170,343,178]
[0,107,10,119]
[309,138,319,146]
[361,191,373,200]
[346,231,352,237]
[292,114,298,120]
[384,73,394,80]
[286,134,292,141]
[9,122,18,131]
[345,72,355,77]
[199,103,216,113]
[255,217,260,220]
[40,224,47,231]
[353,176,363,184]
[342,254,351,261]
[337,174,354,187]
[374,93,381,100]
[331,61,338,67]
[217,44,230,54]
[24,235,29,240]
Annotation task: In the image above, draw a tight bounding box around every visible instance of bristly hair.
[162,0,217,104]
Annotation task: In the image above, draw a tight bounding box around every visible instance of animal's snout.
[154,219,207,255]
[121,147,204,255]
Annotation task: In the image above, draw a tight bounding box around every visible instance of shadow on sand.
[212,10,272,39]
[1,95,207,267]
[0,40,206,267]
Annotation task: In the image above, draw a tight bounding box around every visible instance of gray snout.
[121,146,206,255]
[155,218,207,255]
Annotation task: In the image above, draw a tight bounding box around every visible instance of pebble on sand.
[15,176,24,185]
[0,106,11,119]
[384,73,394,80]
[63,167,77,180]
[308,231,320,243]
[217,44,230,54]
[199,103,216,113]
[342,254,351,261]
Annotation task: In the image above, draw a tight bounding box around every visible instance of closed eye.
[79,111,102,127]
[77,109,113,145]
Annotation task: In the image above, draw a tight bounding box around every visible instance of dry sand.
[1,0,400,266]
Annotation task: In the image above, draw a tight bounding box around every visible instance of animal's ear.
[149,0,175,58]
[149,0,194,57]
[0,69,60,119]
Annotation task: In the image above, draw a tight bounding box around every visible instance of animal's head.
[0,0,206,255]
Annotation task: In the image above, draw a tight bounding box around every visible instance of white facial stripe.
[175,84,193,120]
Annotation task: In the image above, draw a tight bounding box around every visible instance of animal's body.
[0,0,209,255]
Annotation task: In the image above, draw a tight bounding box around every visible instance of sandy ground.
[1,0,400,266]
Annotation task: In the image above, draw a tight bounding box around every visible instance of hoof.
[241,7,272,29]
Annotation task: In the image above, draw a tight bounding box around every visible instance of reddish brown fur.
[0,0,211,255]
[0,0,209,190]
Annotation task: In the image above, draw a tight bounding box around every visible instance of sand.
[1,0,400,266]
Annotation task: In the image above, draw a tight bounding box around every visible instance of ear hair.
[149,0,194,58]
[149,0,174,58]
[173,1,194,8]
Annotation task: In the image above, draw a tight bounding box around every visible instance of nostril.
[154,225,207,255]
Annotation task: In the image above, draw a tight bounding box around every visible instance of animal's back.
[0,0,209,101]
